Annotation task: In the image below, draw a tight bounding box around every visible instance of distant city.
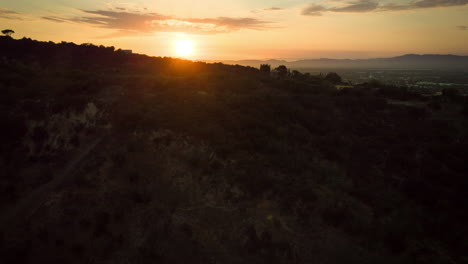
[298,69,468,95]
[213,54,468,96]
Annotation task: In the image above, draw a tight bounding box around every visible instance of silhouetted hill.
[1,36,468,264]
[213,54,468,70]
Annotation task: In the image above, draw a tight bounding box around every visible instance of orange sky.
[1,0,467,59]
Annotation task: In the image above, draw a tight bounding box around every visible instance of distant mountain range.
[205,54,468,71]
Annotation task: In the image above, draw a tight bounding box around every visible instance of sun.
[175,39,194,57]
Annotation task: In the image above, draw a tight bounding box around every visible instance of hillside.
[1,36,468,264]
[213,54,468,70]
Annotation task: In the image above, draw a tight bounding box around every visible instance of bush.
[325,72,342,84]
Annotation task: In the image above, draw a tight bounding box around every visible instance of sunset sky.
[1,0,467,60]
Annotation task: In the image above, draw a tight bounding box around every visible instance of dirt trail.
[0,137,103,231]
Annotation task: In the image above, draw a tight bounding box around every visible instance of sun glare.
[175,39,194,57]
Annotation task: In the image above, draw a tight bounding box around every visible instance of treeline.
[0,36,263,74]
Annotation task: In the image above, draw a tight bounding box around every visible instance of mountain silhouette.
[212,54,468,70]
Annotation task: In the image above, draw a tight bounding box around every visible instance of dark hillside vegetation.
[1,36,468,264]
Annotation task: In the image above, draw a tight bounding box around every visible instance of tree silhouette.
[291,70,302,79]
[2,29,15,37]
[260,64,271,75]
[275,65,288,78]
[442,88,461,102]
[325,72,342,84]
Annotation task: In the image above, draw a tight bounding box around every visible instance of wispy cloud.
[412,0,468,8]
[456,25,467,30]
[301,5,327,16]
[381,0,468,10]
[264,7,285,11]
[302,0,468,16]
[41,16,65,23]
[185,17,271,30]
[0,8,25,20]
[42,9,273,35]
[332,0,378,12]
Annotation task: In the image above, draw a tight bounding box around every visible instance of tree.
[291,70,303,79]
[260,64,271,75]
[2,29,15,37]
[462,100,468,117]
[368,79,383,87]
[275,65,288,78]
[325,72,342,84]
[442,88,461,102]
[430,101,442,111]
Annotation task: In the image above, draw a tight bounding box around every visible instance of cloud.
[456,25,467,30]
[42,16,66,23]
[264,7,285,11]
[330,0,378,12]
[302,0,468,16]
[302,0,378,16]
[381,0,468,10]
[42,9,272,35]
[69,10,171,31]
[185,17,271,30]
[301,4,327,16]
[413,0,468,8]
[0,8,25,20]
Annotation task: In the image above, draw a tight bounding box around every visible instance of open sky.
[1,0,467,59]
